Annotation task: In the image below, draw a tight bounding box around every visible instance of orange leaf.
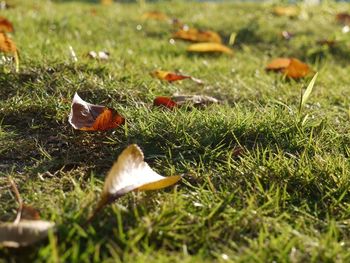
[173,27,222,43]
[0,32,16,54]
[266,58,291,71]
[150,70,203,84]
[187,42,233,55]
[282,58,311,79]
[141,11,169,21]
[69,93,125,131]
[0,16,14,33]
[266,58,311,79]
[153,96,178,109]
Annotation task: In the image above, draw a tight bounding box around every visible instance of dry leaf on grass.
[141,11,170,21]
[0,32,19,71]
[187,42,233,55]
[68,93,125,131]
[0,178,55,248]
[87,144,181,222]
[336,13,350,25]
[0,16,14,33]
[0,220,55,248]
[151,70,203,84]
[273,6,299,17]
[154,95,219,109]
[173,27,222,43]
[266,58,311,79]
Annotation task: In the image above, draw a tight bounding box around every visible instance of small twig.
[8,177,23,224]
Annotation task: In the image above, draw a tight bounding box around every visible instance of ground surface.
[1,0,350,262]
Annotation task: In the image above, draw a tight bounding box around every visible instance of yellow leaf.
[187,42,233,55]
[273,6,299,17]
[173,28,222,43]
[87,144,181,223]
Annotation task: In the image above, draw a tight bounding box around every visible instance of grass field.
[1,0,350,262]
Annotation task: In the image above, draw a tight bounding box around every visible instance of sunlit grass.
[1,0,350,261]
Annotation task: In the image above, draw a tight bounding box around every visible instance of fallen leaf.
[154,94,219,109]
[151,70,203,84]
[141,11,169,21]
[88,144,181,222]
[68,93,125,131]
[273,6,299,17]
[266,58,311,79]
[153,96,178,109]
[87,51,110,60]
[0,220,55,248]
[173,27,222,43]
[21,205,41,221]
[336,12,350,25]
[187,42,233,55]
[0,16,14,33]
[0,32,16,53]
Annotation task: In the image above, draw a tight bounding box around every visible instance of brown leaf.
[141,11,170,21]
[173,27,222,43]
[187,42,233,55]
[0,16,14,33]
[266,58,311,79]
[0,220,55,248]
[151,70,203,84]
[68,93,125,131]
[336,13,350,25]
[273,6,299,17]
[21,205,41,221]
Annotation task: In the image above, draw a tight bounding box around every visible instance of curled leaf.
[0,220,55,248]
[88,144,181,222]
[273,6,299,17]
[68,93,125,131]
[266,58,311,79]
[187,42,233,55]
[0,16,14,33]
[173,27,222,43]
[151,70,203,84]
[154,95,219,109]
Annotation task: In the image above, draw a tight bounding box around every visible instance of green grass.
[1,0,350,262]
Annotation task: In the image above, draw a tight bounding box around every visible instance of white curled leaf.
[0,220,55,248]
